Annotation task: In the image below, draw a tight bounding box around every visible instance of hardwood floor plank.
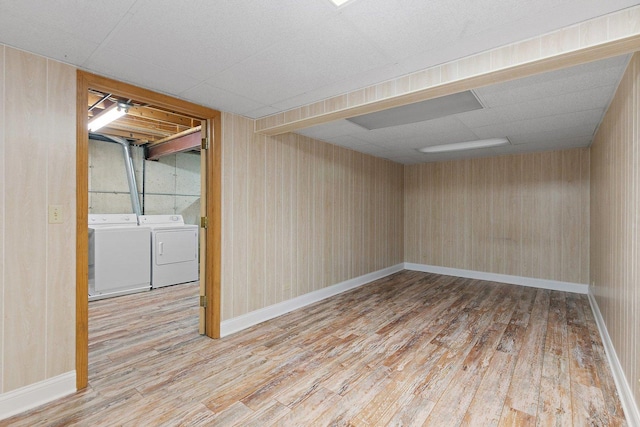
[536,291,572,426]
[2,272,625,426]
[461,351,518,426]
[500,289,550,419]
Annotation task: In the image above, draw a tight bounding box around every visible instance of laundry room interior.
[87,89,203,302]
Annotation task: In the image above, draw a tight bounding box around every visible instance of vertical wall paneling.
[591,52,640,412]
[220,113,233,321]
[45,60,76,378]
[230,114,249,317]
[0,47,76,395]
[248,131,266,312]
[0,45,5,394]
[505,155,522,277]
[404,148,589,284]
[4,48,48,391]
[220,113,404,321]
[265,133,278,306]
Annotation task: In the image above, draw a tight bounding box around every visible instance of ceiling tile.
[83,48,201,96]
[471,108,604,139]
[180,82,267,116]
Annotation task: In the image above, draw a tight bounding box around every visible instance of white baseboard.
[588,292,640,426]
[0,371,76,420]
[220,263,404,337]
[403,263,588,294]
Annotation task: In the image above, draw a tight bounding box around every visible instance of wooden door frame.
[76,71,221,389]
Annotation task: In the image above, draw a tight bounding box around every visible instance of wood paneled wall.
[404,149,590,284]
[0,46,76,393]
[590,52,640,409]
[220,113,404,320]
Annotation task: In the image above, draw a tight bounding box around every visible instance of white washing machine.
[88,214,151,301]
[138,215,199,288]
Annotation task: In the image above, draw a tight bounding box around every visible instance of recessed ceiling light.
[328,0,352,6]
[347,91,483,130]
[418,137,510,154]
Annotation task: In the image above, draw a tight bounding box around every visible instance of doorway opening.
[76,71,221,390]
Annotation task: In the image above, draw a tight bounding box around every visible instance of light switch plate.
[48,205,64,224]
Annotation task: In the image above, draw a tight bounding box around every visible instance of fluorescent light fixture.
[347,91,483,130]
[328,0,352,6]
[88,102,130,132]
[418,137,510,154]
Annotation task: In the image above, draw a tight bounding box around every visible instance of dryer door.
[155,229,198,265]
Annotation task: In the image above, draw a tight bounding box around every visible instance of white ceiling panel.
[210,15,390,105]
[83,48,201,96]
[507,127,596,145]
[475,56,629,107]
[179,83,268,116]
[458,85,616,128]
[0,0,137,45]
[470,109,605,140]
[0,11,100,65]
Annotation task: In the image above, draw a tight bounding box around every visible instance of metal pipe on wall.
[91,133,143,218]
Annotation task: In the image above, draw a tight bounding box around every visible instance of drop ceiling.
[1,0,638,163]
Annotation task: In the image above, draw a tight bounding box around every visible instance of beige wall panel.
[561,149,581,283]
[405,148,589,284]
[3,47,48,392]
[579,149,590,285]
[220,112,235,318]
[285,134,299,300]
[264,133,278,305]
[0,44,5,393]
[316,142,330,290]
[231,114,249,316]
[296,135,312,296]
[520,154,536,278]
[408,164,418,262]
[440,162,453,267]
[591,52,640,410]
[45,60,76,377]
[280,135,295,302]
[540,26,580,58]
[470,158,487,272]
[220,114,404,321]
[490,155,507,275]
[248,132,266,312]
[504,155,523,277]
[350,151,363,279]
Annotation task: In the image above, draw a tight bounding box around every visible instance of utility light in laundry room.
[88,102,131,132]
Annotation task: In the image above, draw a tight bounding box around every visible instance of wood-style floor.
[3,271,627,426]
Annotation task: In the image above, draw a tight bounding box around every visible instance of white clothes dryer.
[88,214,151,300]
[138,215,199,288]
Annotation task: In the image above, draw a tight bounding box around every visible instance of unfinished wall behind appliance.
[88,138,144,214]
[143,151,201,226]
[220,113,404,321]
[88,139,201,225]
[590,52,640,412]
[404,148,590,284]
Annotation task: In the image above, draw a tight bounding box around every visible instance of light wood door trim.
[76,71,222,389]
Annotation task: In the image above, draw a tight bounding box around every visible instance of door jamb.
[76,71,221,389]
